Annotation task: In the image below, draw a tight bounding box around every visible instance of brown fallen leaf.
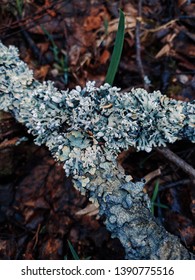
[37,42,50,54]
[83,6,109,31]
[178,0,189,7]
[0,137,21,150]
[45,0,57,17]
[0,240,16,260]
[155,43,171,58]
[99,49,110,64]
[39,238,63,259]
[69,45,81,66]
[34,65,50,80]
[24,198,50,209]
[84,15,102,31]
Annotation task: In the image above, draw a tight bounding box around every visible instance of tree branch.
[156,147,195,179]
[136,0,149,90]
[0,42,194,259]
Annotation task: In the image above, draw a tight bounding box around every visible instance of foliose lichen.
[0,41,194,259]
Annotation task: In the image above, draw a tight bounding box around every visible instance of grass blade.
[67,240,80,260]
[153,202,169,209]
[151,180,159,203]
[151,180,159,215]
[105,9,125,85]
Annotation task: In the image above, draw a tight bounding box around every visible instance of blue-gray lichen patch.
[0,41,195,194]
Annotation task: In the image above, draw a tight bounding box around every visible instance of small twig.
[144,167,162,184]
[76,204,99,217]
[15,13,42,62]
[20,29,42,61]
[0,137,20,150]
[135,0,149,91]
[156,147,195,179]
[159,179,190,191]
[33,223,41,249]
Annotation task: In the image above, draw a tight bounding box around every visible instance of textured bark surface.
[100,186,191,259]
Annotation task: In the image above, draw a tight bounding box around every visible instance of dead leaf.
[26,16,62,35]
[0,137,21,150]
[181,3,195,17]
[69,45,81,66]
[45,0,57,17]
[24,198,49,209]
[34,65,50,80]
[39,238,63,259]
[155,44,171,58]
[0,240,16,259]
[83,6,109,31]
[99,49,110,64]
[96,16,136,48]
[37,42,50,54]
[178,0,189,7]
[84,15,102,31]
[124,3,138,16]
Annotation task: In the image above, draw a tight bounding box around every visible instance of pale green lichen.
[0,41,193,260]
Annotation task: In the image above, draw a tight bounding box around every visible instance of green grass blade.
[105,9,125,85]
[67,240,80,260]
[151,180,159,203]
[153,202,169,209]
[151,204,154,216]
[16,0,23,16]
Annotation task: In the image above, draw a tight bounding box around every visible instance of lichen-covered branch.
[0,42,194,259]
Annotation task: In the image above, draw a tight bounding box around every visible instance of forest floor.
[0,0,195,259]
